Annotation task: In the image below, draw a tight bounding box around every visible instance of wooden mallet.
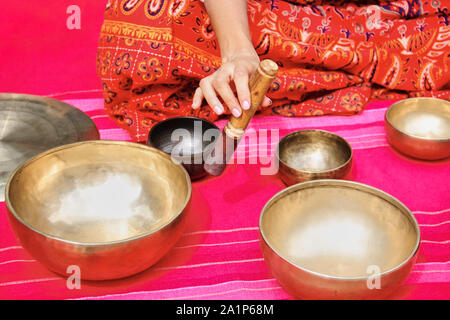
[204,59,278,176]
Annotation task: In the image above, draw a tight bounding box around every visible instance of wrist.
[220,38,257,62]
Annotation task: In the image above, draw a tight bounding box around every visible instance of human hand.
[192,51,272,117]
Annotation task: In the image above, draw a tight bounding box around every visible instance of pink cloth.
[0,98,449,300]
[0,0,105,97]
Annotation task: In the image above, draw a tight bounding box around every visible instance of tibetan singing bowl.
[0,93,99,201]
[277,130,353,186]
[259,180,420,299]
[385,97,450,160]
[6,141,191,280]
[148,116,220,180]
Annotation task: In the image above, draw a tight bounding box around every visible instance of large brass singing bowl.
[6,141,191,280]
[260,180,420,299]
[385,97,450,160]
[277,130,353,186]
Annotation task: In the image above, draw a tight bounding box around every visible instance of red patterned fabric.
[97,0,450,142]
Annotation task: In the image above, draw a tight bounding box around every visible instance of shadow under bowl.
[276,130,353,186]
[148,117,220,181]
[6,141,191,280]
[385,97,450,160]
[259,180,420,299]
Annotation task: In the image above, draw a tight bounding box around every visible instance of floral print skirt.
[97,0,449,142]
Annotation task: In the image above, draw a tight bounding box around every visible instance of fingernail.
[232,108,242,117]
[213,105,224,115]
[268,98,272,106]
[242,100,250,110]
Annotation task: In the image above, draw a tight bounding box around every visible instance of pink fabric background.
[0,0,106,98]
[0,1,449,300]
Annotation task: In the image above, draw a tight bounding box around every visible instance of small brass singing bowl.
[385,97,450,160]
[148,117,220,181]
[276,130,353,186]
[6,141,191,280]
[259,180,420,299]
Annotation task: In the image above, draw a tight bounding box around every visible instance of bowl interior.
[278,131,352,173]
[260,181,419,278]
[386,98,450,140]
[148,117,220,158]
[7,142,190,243]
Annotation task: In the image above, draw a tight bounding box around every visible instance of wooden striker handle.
[226,59,278,138]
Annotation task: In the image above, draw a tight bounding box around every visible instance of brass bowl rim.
[5,140,192,247]
[0,92,100,139]
[385,97,450,142]
[259,179,421,281]
[275,129,353,174]
[147,116,220,156]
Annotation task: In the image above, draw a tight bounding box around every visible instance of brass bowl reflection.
[260,180,420,299]
[276,130,353,186]
[385,97,450,160]
[6,141,191,280]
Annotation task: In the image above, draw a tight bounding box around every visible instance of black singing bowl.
[147,117,220,180]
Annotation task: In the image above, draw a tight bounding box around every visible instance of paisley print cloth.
[97,0,450,142]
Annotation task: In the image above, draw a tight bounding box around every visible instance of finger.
[233,68,251,111]
[261,95,272,108]
[212,76,242,118]
[192,87,203,109]
[199,78,224,115]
